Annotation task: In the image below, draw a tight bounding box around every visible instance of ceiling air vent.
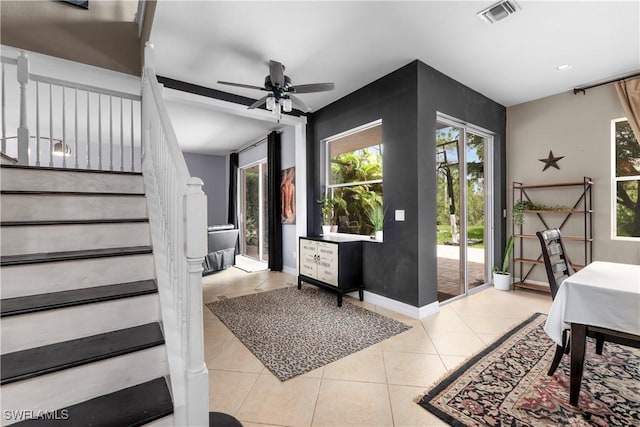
[477,0,520,24]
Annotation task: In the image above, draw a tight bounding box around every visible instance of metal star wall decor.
[538,150,564,171]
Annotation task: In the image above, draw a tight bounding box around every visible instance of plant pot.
[493,272,511,291]
[322,225,331,235]
[375,230,383,241]
[330,225,338,233]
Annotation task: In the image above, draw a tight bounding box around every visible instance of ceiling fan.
[217,60,334,115]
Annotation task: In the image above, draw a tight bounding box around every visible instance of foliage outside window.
[325,122,383,236]
[613,119,640,239]
[435,128,485,246]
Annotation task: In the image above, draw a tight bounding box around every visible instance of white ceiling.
[150,0,640,155]
[164,94,279,155]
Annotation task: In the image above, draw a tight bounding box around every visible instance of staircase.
[0,164,174,426]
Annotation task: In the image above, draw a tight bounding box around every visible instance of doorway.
[240,160,269,262]
[435,115,493,302]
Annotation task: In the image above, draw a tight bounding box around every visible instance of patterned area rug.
[418,313,640,426]
[206,286,411,381]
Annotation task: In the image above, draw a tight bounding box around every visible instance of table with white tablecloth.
[544,261,640,406]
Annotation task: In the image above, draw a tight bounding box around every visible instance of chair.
[536,229,609,376]
[535,228,640,377]
[338,215,359,234]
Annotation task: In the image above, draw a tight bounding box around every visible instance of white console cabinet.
[299,239,338,286]
[298,236,363,306]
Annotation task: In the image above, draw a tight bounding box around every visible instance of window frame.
[611,117,640,241]
[322,119,383,237]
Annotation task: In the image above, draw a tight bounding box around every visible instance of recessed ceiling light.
[556,64,572,71]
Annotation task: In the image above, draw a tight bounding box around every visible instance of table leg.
[570,323,587,406]
[297,277,302,290]
[358,287,364,301]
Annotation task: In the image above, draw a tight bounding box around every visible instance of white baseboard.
[347,290,439,320]
[282,265,297,276]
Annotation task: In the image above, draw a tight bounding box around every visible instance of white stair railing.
[1,52,142,171]
[141,43,209,427]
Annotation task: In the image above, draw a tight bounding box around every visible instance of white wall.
[183,152,228,225]
[507,85,640,270]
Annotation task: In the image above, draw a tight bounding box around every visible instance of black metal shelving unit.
[512,177,593,292]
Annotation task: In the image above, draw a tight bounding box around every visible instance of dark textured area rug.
[418,313,640,426]
[206,286,411,381]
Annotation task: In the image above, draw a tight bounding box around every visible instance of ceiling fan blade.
[218,81,266,91]
[290,83,335,94]
[269,60,285,87]
[249,95,269,109]
[289,95,310,113]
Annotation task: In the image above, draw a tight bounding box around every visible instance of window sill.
[322,231,383,243]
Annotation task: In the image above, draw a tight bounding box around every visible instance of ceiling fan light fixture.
[218,59,334,115]
[282,98,292,113]
[52,141,71,156]
[266,96,276,111]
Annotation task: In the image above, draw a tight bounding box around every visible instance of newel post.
[144,41,155,72]
[184,176,209,427]
[16,51,29,165]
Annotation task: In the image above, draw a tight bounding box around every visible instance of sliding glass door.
[240,160,269,262]
[435,116,492,302]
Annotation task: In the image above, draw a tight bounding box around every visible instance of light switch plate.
[395,210,405,221]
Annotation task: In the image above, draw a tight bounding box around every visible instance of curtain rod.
[236,130,282,155]
[573,72,640,95]
[236,137,267,155]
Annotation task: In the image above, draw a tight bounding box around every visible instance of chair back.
[536,228,573,299]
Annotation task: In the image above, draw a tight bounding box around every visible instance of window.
[324,121,383,235]
[612,118,640,239]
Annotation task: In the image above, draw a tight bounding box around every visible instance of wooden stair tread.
[12,378,173,426]
[1,323,164,385]
[0,164,142,176]
[0,190,145,196]
[0,246,153,266]
[1,280,157,317]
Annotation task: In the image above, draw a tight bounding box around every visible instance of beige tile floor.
[202,268,552,427]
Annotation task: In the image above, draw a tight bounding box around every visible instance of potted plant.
[493,235,514,291]
[317,193,333,235]
[367,204,385,241]
[512,200,534,228]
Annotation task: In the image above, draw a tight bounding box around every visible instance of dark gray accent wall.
[183,152,228,226]
[308,60,506,308]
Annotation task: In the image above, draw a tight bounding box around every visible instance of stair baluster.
[141,42,209,427]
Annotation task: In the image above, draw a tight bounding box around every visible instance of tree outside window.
[613,119,640,239]
[325,122,383,236]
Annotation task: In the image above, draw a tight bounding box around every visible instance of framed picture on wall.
[281,167,295,224]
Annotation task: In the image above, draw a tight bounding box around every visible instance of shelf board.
[514,281,551,293]
[513,180,593,189]
[513,234,593,242]
[514,257,585,270]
